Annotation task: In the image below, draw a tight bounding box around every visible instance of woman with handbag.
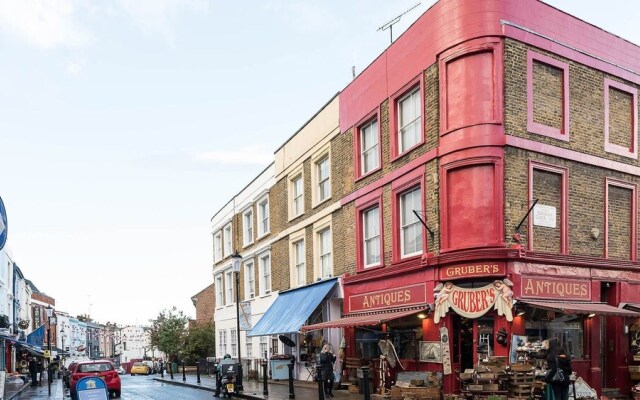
[546,339,572,400]
[319,344,336,398]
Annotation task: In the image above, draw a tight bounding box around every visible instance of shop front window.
[525,314,584,359]
[355,323,422,360]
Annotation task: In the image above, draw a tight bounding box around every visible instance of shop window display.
[525,314,584,359]
[355,324,422,360]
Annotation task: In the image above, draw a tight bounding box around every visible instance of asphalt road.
[87,374,214,400]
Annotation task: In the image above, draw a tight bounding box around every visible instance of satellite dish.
[279,335,296,347]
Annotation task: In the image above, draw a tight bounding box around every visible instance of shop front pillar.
[587,315,602,395]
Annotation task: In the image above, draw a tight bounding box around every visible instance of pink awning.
[301,307,427,332]
[521,300,640,317]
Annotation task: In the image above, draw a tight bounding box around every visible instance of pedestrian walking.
[28,357,37,387]
[319,344,336,398]
[546,338,572,400]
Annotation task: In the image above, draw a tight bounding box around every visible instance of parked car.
[70,360,121,398]
[63,362,78,389]
[130,362,150,376]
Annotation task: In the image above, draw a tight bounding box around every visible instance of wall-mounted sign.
[433,280,514,323]
[349,283,426,312]
[533,204,556,228]
[440,262,506,281]
[520,276,590,300]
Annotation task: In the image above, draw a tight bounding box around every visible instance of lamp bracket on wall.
[514,198,538,233]
[413,210,434,237]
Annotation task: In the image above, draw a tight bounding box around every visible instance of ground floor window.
[525,314,584,359]
[354,317,422,360]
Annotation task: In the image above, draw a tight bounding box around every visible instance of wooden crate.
[484,384,500,391]
[348,384,359,393]
[510,375,535,385]
[469,385,484,392]
[510,386,533,397]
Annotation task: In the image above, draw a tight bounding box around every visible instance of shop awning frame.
[247,278,338,337]
[301,305,428,332]
[519,300,640,317]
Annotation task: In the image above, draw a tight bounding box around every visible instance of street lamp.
[60,328,65,362]
[231,250,243,391]
[45,306,54,396]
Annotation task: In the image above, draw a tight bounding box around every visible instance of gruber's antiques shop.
[302,251,640,397]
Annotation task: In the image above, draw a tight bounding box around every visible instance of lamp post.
[45,306,54,396]
[60,328,65,364]
[231,250,243,391]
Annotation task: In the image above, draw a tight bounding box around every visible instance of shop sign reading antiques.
[433,280,514,324]
[350,283,426,312]
[439,262,506,280]
[520,276,590,300]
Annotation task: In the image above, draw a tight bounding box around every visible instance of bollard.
[160,362,164,378]
[237,362,243,391]
[182,361,186,382]
[169,363,174,380]
[316,364,324,400]
[362,366,371,400]
[288,359,295,399]
[262,358,268,395]
[196,361,201,384]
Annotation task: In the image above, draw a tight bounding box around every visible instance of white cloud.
[66,60,83,76]
[0,0,92,48]
[196,145,272,166]
[116,0,208,43]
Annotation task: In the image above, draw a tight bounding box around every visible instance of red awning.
[301,308,427,332]
[521,300,640,317]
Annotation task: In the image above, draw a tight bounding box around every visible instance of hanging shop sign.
[349,283,426,312]
[520,276,590,300]
[433,280,514,323]
[439,262,506,281]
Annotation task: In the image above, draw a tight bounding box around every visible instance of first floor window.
[245,262,255,300]
[246,341,253,358]
[215,275,224,307]
[319,228,332,278]
[400,187,422,257]
[294,240,305,286]
[259,254,271,295]
[218,330,227,356]
[360,119,379,174]
[398,87,421,153]
[363,206,381,267]
[225,270,234,305]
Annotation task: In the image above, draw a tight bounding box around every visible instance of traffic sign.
[0,196,6,251]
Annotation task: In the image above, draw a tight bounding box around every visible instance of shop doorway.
[453,315,474,371]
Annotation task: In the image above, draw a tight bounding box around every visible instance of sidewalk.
[6,378,64,400]
[154,373,366,400]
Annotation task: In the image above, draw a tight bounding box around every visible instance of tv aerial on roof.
[377,3,421,44]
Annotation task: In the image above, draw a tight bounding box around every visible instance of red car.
[70,359,121,398]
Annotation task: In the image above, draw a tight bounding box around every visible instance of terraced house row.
[210,0,640,395]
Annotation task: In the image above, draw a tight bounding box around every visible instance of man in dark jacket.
[319,344,336,398]
[28,358,37,387]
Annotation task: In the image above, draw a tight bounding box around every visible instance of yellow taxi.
[130,362,150,375]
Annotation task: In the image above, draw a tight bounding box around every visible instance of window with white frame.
[363,206,381,267]
[259,336,268,358]
[360,119,379,175]
[215,274,224,307]
[257,196,269,237]
[316,156,330,203]
[246,341,253,358]
[294,240,305,286]
[230,328,237,357]
[291,175,303,217]
[223,223,232,257]
[318,228,332,278]
[243,208,254,246]
[225,270,234,305]
[218,330,227,356]
[398,87,421,153]
[244,261,255,300]
[213,231,222,262]
[259,253,271,295]
[400,187,423,257]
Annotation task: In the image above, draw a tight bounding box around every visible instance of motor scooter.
[218,363,239,398]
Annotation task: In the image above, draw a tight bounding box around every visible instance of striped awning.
[301,307,427,332]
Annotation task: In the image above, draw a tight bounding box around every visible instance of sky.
[0,0,638,327]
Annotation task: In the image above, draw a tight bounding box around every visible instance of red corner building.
[302,0,640,395]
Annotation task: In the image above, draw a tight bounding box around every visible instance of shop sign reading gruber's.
[433,280,514,323]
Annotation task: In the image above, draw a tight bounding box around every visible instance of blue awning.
[247,278,338,337]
